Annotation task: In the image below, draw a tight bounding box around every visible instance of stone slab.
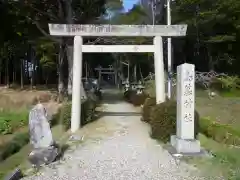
[48,24,187,37]
[165,143,212,159]
[28,146,59,167]
[4,168,23,180]
[170,135,201,154]
[82,45,155,53]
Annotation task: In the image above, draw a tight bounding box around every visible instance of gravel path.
[23,93,204,180]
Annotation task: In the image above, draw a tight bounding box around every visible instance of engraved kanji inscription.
[184,84,193,96]
[184,98,193,108]
[184,70,194,82]
[183,113,193,122]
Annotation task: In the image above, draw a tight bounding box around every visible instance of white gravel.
[23,99,205,180]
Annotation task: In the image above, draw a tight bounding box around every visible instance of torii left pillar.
[71,36,83,133]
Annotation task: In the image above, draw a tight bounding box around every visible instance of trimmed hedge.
[148,100,200,143]
[142,79,240,146]
[130,93,148,106]
[123,90,136,102]
[142,97,240,146]
[51,102,72,129]
[142,97,156,123]
[123,90,148,106]
[200,118,240,146]
[53,93,98,129]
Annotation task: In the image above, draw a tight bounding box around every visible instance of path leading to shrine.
[23,89,204,180]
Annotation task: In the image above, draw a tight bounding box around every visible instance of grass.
[0,125,68,179]
[184,134,240,180]
[0,109,29,135]
[219,89,240,97]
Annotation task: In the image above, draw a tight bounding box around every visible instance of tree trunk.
[139,64,143,81]
[67,46,73,95]
[85,62,88,78]
[58,42,65,101]
[30,47,36,90]
[12,62,15,84]
[66,0,74,95]
[20,59,24,89]
[5,59,9,88]
[30,50,33,89]
[134,64,137,82]
[26,59,29,82]
[45,71,49,86]
[207,46,214,71]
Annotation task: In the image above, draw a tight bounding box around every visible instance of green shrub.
[123,90,135,102]
[149,100,200,143]
[123,90,148,106]
[0,132,29,161]
[60,102,72,129]
[144,80,155,97]
[54,97,98,130]
[211,76,240,92]
[200,118,240,146]
[81,99,96,125]
[129,93,148,106]
[142,97,156,123]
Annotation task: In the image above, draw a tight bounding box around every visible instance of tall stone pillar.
[154,36,166,104]
[71,36,83,133]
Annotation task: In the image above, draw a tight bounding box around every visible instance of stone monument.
[28,103,59,167]
[171,63,201,153]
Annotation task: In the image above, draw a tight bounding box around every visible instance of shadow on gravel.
[100,89,124,105]
[95,111,141,117]
[55,144,70,161]
[90,111,141,123]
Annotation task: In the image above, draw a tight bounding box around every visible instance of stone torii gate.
[48,24,187,133]
[95,66,118,87]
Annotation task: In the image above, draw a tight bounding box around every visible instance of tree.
[35,37,57,85]
[170,0,240,73]
[8,0,107,97]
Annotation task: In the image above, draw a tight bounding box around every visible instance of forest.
[0,0,240,93]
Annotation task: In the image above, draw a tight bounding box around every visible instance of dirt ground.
[0,87,58,109]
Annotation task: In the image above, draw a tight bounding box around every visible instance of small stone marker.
[171,63,201,153]
[28,103,59,167]
[29,103,54,148]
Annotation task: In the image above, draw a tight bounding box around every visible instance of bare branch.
[28,5,58,20]
[29,17,61,43]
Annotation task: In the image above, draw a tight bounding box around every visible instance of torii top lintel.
[48,24,187,37]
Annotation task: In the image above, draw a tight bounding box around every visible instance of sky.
[122,0,139,12]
